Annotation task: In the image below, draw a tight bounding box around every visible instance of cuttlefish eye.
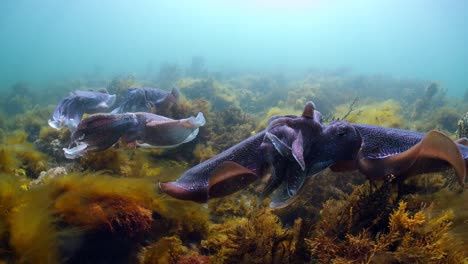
[326,121,355,139]
[337,128,347,136]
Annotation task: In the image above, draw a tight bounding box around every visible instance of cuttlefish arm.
[159,132,268,203]
[343,124,466,186]
[262,118,361,207]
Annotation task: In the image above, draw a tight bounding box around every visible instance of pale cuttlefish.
[111,87,179,114]
[63,111,205,159]
[48,89,116,131]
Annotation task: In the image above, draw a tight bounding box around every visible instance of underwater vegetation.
[177,78,240,110]
[306,182,467,263]
[107,74,137,99]
[335,99,406,128]
[0,69,467,263]
[200,208,300,263]
[1,82,35,116]
[0,131,48,178]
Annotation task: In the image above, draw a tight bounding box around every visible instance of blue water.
[1,0,467,95]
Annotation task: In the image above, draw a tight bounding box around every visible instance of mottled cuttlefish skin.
[48,89,116,131]
[330,124,468,187]
[159,101,362,205]
[63,112,205,159]
[111,87,179,114]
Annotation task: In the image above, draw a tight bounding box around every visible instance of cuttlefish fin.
[418,131,466,185]
[378,130,466,186]
[292,131,305,171]
[159,181,209,203]
[208,161,258,198]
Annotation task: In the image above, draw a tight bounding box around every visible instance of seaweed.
[2,82,34,116]
[192,143,217,163]
[139,236,188,264]
[8,183,64,264]
[79,148,130,174]
[176,78,239,110]
[201,208,298,263]
[107,73,137,98]
[414,106,460,134]
[335,99,407,128]
[35,127,71,162]
[0,131,48,178]
[209,106,256,151]
[306,187,467,263]
[255,106,301,132]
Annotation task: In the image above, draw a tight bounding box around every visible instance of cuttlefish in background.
[48,89,116,131]
[63,112,205,159]
[159,102,362,204]
[111,87,179,114]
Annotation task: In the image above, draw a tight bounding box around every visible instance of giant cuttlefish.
[63,112,205,159]
[49,89,116,131]
[111,87,179,114]
[159,102,361,204]
[160,101,467,206]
